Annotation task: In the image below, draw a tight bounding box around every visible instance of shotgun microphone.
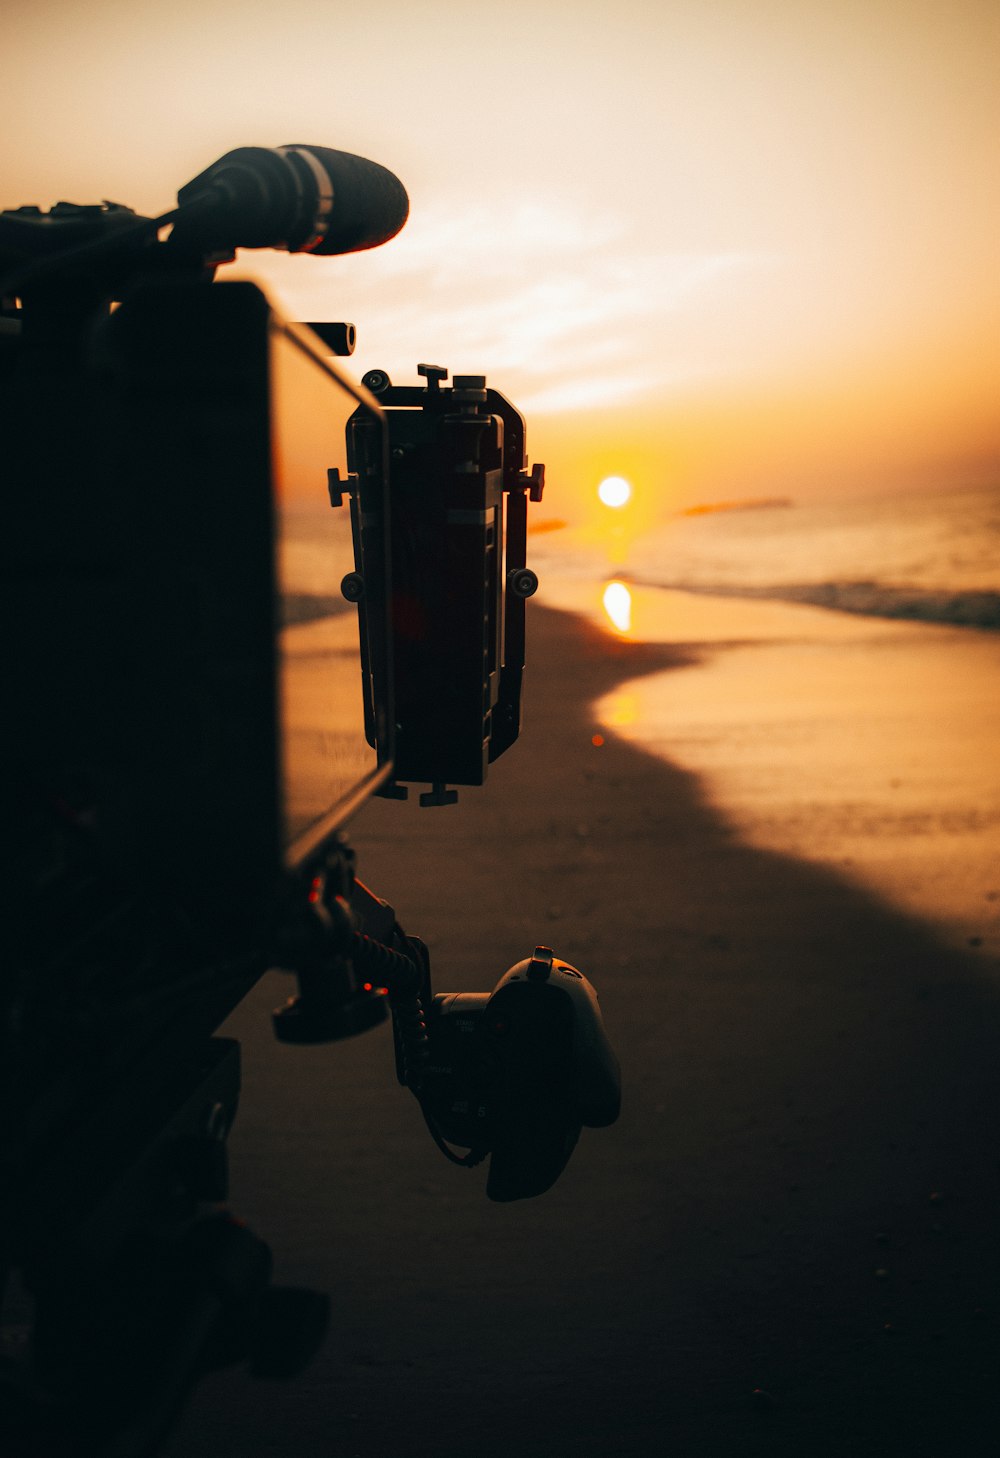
[174,144,409,256]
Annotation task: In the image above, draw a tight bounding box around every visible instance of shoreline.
[165,597,1000,1457]
[542,576,1000,957]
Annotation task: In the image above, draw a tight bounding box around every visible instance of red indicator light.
[591,733,605,747]
[308,875,323,905]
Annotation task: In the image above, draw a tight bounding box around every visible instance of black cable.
[350,931,420,988]
[419,1102,490,1169]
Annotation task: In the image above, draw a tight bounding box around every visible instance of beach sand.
[549,578,1000,955]
[164,594,1000,1457]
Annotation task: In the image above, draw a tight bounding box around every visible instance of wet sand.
[553,578,1000,954]
[165,597,1000,1458]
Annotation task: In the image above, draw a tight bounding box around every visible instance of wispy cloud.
[244,199,775,413]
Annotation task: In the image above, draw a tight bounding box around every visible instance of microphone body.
[174,144,409,257]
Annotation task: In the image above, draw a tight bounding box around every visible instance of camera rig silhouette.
[0,145,620,1457]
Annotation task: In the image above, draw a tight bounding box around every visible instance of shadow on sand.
[165,603,1000,1458]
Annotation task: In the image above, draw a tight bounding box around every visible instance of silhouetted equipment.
[0,143,619,1457]
[347,365,545,801]
[174,144,410,256]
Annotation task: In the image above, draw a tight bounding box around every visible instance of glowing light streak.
[602,581,632,634]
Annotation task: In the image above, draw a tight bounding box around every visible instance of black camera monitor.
[121,281,392,917]
[7,280,391,950]
[270,309,393,866]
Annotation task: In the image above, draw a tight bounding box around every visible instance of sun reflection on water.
[602,580,633,634]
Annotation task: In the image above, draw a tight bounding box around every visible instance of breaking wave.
[628,577,1000,630]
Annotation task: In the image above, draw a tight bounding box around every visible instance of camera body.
[1,154,619,1455]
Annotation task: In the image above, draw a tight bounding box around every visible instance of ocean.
[526,480,1000,952]
[530,482,1000,631]
[278,477,1000,948]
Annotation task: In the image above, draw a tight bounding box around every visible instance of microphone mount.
[0,143,409,310]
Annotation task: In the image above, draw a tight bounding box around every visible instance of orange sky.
[5,0,998,517]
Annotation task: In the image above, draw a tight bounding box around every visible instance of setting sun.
[598,476,632,509]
